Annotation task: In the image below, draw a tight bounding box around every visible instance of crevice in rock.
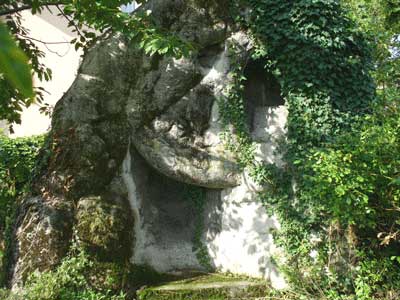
[243,60,284,133]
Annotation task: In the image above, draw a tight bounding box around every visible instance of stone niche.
[244,60,285,133]
[244,60,288,166]
[125,148,202,272]
[126,151,287,289]
[125,60,288,289]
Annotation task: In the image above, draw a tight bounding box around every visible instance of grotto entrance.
[124,59,287,281]
[243,60,284,133]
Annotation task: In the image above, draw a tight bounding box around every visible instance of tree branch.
[0,2,66,17]
[0,5,31,16]
[55,4,84,37]
[16,33,71,45]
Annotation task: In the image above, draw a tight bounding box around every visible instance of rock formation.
[9,0,287,290]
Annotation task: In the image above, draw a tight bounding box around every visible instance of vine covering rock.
[218,0,400,298]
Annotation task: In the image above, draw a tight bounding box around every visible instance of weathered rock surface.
[10,196,73,286]
[9,0,288,291]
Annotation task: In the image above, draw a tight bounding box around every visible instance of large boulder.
[9,0,287,290]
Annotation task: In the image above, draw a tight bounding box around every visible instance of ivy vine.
[183,186,213,271]
[218,0,399,298]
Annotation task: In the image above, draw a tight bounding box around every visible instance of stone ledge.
[137,273,270,300]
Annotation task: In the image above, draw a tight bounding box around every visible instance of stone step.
[136,273,270,300]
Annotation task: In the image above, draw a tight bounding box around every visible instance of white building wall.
[10,9,82,137]
[6,3,139,137]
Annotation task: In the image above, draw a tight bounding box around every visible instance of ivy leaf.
[0,22,34,99]
[390,177,400,186]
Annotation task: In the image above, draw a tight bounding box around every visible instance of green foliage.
[0,288,11,299]
[0,134,44,285]
[137,286,263,300]
[343,0,400,89]
[0,1,398,299]
[245,0,375,144]
[0,0,193,129]
[304,97,399,232]
[218,44,255,169]
[9,246,126,300]
[183,186,213,271]
[137,274,269,300]
[1,1,53,128]
[61,0,193,57]
[354,251,400,300]
[291,95,400,298]
[75,196,131,260]
[218,0,399,299]
[0,21,33,99]
[3,242,176,300]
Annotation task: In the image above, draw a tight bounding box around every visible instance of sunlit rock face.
[203,60,287,289]
[10,0,287,290]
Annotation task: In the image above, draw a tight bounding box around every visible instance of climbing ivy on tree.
[218,0,400,299]
[1,1,399,298]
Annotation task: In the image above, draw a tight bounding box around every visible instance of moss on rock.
[137,273,270,300]
[75,196,132,262]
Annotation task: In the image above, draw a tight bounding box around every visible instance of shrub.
[302,95,400,299]
[18,245,126,300]
[0,134,45,285]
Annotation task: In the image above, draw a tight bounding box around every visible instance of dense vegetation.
[0,0,399,300]
[2,246,126,300]
[219,0,400,299]
[0,134,44,285]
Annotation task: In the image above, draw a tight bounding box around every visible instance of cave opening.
[243,60,284,132]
